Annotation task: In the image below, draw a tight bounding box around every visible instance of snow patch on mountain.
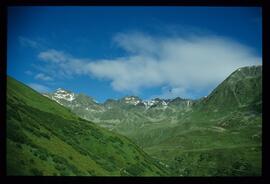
[54,88,75,101]
[143,100,155,107]
[142,99,169,109]
[124,96,141,105]
[187,100,190,107]
[46,88,194,112]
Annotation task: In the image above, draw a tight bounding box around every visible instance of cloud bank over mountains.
[36,32,261,98]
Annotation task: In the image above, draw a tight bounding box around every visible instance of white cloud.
[27,83,51,93]
[37,32,261,98]
[37,50,89,78]
[87,33,261,94]
[38,49,68,63]
[113,32,158,56]
[19,36,40,49]
[34,73,53,81]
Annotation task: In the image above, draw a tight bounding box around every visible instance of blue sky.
[7,6,262,102]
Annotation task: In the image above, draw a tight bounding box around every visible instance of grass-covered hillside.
[6,76,170,176]
[9,65,261,176]
[44,65,262,176]
[141,66,262,176]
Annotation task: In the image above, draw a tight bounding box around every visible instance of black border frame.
[1,0,269,183]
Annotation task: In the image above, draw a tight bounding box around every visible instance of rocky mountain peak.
[53,88,75,102]
[122,96,142,105]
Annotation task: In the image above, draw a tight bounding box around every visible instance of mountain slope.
[43,90,195,134]
[44,89,105,122]
[142,65,262,176]
[197,65,262,113]
[37,65,262,176]
[6,76,169,176]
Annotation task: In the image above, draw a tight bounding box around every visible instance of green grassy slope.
[18,65,261,176]
[197,65,262,113]
[139,66,262,176]
[91,65,261,176]
[6,76,169,176]
[143,109,261,176]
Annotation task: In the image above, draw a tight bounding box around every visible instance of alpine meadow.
[7,6,262,176]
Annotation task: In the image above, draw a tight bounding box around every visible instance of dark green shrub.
[55,164,66,171]
[7,124,32,145]
[39,154,47,161]
[29,159,34,164]
[16,143,22,149]
[67,164,82,175]
[134,155,140,160]
[20,160,26,165]
[40,132,50,140]
[125,164,144,176]
[120,168,130,176]
[31,168,43,176]
[95,159,115,172]
[59,170,70,176]
[34,152,38,157]
[87,169,96,176]
[77,148,89,156]
[174,156,183,163]
[182,168,191,175]
[52,155,67,165]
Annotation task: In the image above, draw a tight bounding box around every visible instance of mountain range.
[7,65,262,176]
[43,88,196,131]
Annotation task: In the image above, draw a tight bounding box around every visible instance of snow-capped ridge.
[47,88,196,110]
[53,88,75,102]
[123,96,141,106]
[142,98,169,109]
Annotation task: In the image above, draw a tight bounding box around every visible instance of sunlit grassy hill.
[44,65,262,176]
[7,65,262,176]
[142,65,262,176]
[6,76,169,176]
